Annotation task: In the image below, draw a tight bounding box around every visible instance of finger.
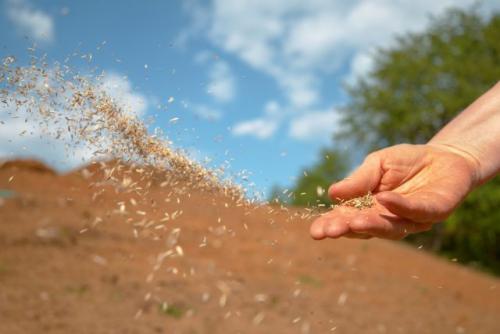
[329,154,382,201]
[348,213,433,240]
[310,217,327,240]
[310,215,351,240]
[344,232,372,239]
[322,216,350,238]
[376,191,449,223]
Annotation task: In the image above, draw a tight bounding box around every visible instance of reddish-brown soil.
[0,159,499,334]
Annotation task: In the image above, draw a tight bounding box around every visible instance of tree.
[291,148,349,207]
[340,8,500,148]
[269,148,349,207]
[339,8,500,274]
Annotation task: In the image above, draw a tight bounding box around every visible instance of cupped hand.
[310,144,479,240]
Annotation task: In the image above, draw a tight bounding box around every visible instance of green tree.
[268,184,290,205]
[340,8,500,148]
[339,8,500,274]
[269,149,349,207]
[291,149,349,207]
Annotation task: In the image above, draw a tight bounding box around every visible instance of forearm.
[429,81,500,186]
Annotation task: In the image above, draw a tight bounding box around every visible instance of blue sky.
[1,0,498,197]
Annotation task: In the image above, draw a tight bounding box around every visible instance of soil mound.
[0,159,56,175]
[1,159,499,334]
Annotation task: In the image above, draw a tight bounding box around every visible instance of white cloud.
[194,51,237,103]
[181,0,500,140]
[0,70,149,170]
[207,61,236,102]
[346,50,376,84]
[289,110,340,141]
[98,73,149,117]
[6,0,55,43]
[263,100,280,116]
[231,100,284,139]
[232,118,279,140]
[174,0,211,50]
[283,11,344,70]
[205,0,320,108]
[0,103,98,170]
[189,103,222,121]
[280,72,319,108]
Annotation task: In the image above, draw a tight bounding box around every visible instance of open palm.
[310,144,478,240]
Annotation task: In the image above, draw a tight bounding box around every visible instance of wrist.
[426,141,483,188]
[428,82,500,186]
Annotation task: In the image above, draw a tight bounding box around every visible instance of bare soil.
[0,159,499,334]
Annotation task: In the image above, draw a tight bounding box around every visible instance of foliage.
[159,303,185,319]
[444,177,500,273]
[269,148,349,207]
[340,8,500,148]
[268,185,291,205]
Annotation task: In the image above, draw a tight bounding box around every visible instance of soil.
[0,159,499,334]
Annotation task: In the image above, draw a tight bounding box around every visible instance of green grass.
[159,303,185,319]
[64,284,89,296]
[298,274,323,287]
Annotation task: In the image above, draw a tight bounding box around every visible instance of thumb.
[329,154,382,201]
[376,191,450,223]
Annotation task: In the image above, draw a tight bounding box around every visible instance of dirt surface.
[0,159,499,334]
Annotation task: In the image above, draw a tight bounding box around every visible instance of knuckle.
[364,152,379,162]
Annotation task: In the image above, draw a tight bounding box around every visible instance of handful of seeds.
[335,192,374,210]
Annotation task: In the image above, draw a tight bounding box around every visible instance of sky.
[1,0,499,198]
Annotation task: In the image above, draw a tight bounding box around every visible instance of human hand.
[310,144,480,240]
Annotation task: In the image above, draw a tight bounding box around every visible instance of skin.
[311,82,500,240]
